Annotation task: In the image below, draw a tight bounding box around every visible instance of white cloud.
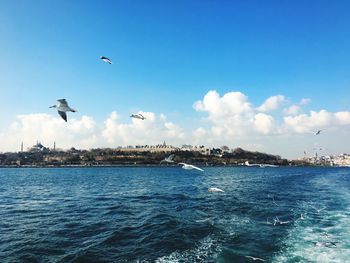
[0,114,99,151]
[101,111,185,146]
[253,113,275,134]
[300,98,311,105]
[193,127,207,138]
[193,90,252,119]
[191,91,350,157]
[257,95,286,112]
[282,97,311,116]
[334,111,350,125]
[283,105,301,116]
[193,90,280,137]
[0,111,185,152]
[284,109,350,133]
[1,90,350,159]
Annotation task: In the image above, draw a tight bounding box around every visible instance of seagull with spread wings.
[50,99,76,122]
[245,255,265,262]
[208,187,224,193]
[100,56,112,64]
[160,154,175,164]
[130,113,146,120]
[178,163,204,172]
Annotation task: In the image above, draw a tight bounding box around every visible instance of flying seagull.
[50,99,76,122]
[245,256,265,262]
[100,56,112,64]
[267,194,278,205]
[130,113,146,120]
[160,154,175,164]
[178,163,204,172]
[313,241,337,248]
[311,206,326,213]
[315,130,322,135]
[208,187,224,193]
[245,161,278,168]
[273,216,290,226]
[312,129,326,135]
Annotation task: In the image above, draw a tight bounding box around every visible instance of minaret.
[53,141,56,152]
[21,142,23,152]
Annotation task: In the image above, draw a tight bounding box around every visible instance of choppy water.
[0,167,349,262]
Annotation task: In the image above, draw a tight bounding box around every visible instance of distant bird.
[266,218,273,225]
[245,256,265,262]
[315,130,322,135]
[160,154,175,164]
[311,206,326,214]
[178,163,204,172]
[208,187,224,193]
[49,99,76,122]
[313,147,327,151]
[100,56,112,64]
[272,196,278,205]
[313,241,337,248]
[273,216,289,226]
[130,113,146,120]
[260,164,279,168]
[321,232,331,239]
[267,194,278,205]
[195,218,212,223]
[245,161,278,167]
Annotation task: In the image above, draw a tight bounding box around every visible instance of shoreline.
[0,164,343,168]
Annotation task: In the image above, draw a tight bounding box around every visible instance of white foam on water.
[273,175,350,263]
[155,235,221,263]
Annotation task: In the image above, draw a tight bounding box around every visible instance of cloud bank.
[1,90,350,157]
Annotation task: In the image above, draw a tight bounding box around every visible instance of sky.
[0,0,350,158]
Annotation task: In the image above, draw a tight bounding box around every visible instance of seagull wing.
[192,165,204,171]
[58,111,67,122]
[167,154,175,161]
[131,114,141,119]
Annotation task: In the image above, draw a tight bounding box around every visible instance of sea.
[0,167,349,263]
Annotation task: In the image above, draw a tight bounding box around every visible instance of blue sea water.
[0,167,349,263]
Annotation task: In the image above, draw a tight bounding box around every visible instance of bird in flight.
[245,255,265,261]
[130,113,146,120]
[50,99,76,122]
[245,161,278,167]
[208,187,224,193]
[313,129,326,135]
[100,56,112,64]
[160,154,175,164]
[178,163,204,172]
[273,216,290,226]
[315,130,322,135]
[311,206,326,213]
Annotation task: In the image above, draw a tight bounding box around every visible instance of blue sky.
[1,0,350,157]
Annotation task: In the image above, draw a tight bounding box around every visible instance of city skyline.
[1,1,350,158]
